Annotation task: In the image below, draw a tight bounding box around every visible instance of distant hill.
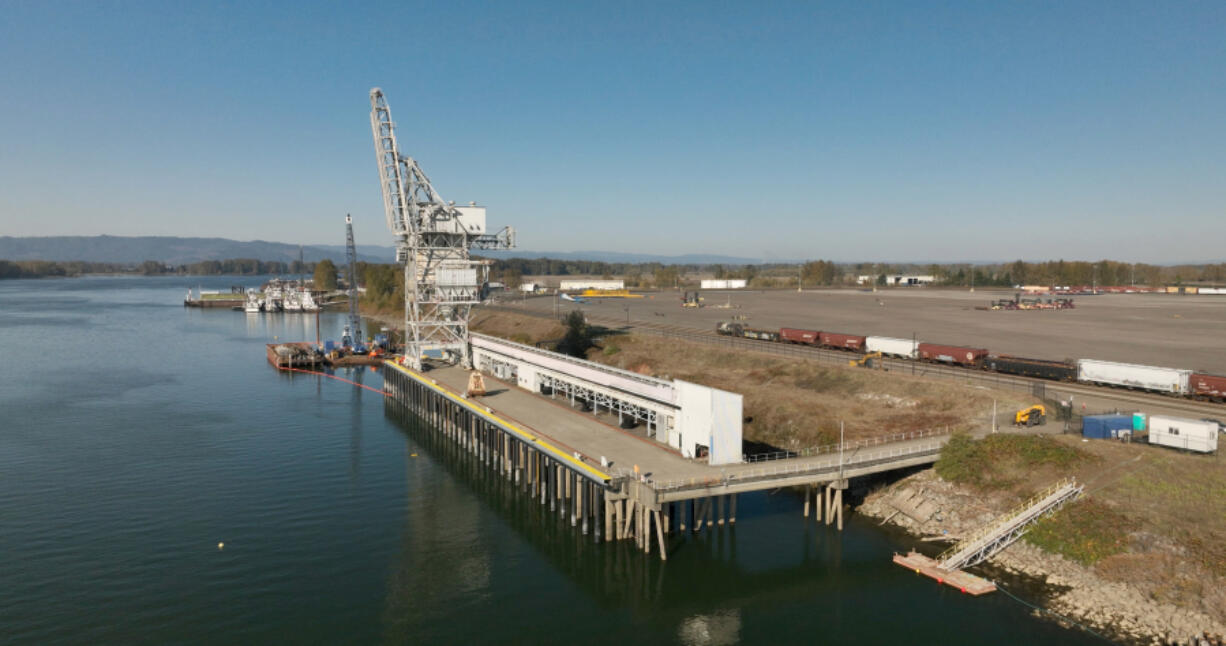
[0,236,388,265]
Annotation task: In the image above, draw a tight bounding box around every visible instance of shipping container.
[865,336,918,359]
[1082,414,1133,439]
[985,355,1077,381]
[819,331,867,351]
[740,328,780,342]
[1147,415,1218,453]
[918,343,988,367]
[1132,412,1146,432]
[779,328,819,345]
[1191,373,1226,401]
[1077,359,1191,394]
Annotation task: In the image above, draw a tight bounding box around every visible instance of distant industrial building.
[700,279,747,289]
[559,279,624,292]
[857,274,936,286]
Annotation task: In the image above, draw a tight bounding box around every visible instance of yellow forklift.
[1014,404,1047,427]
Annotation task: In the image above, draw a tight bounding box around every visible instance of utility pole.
[797,263,803,293]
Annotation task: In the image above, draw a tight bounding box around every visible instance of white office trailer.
[559,280,625,291]
[1076,359,1191,394]
[1146,415,1218,453]
[700,279,748,289]
[865,336,918,359]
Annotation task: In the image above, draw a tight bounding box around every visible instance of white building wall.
[559,280,624,291]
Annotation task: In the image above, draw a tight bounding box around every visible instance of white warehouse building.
[857,274,936,286]
[559,279,624,291]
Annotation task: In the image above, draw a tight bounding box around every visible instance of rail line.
[482,304,1226,418]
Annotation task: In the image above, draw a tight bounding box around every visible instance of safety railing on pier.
[646,440,946,494]
[742,428,952,463]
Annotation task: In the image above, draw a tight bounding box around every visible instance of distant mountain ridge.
[0,236,389,265]
[0,236,768,266]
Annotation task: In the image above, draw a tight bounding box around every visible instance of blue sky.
[1,1,1223,262]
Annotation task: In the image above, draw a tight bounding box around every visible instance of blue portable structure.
[1082,414,1132,439]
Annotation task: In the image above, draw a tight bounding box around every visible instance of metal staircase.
[937,477,1083,570]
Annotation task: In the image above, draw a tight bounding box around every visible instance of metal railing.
[742,428,952,463]
[647,440,946,494]
[937,477,1082,570]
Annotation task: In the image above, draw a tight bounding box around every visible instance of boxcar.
[1077,359,1191,394]
[866,336,918,359]
[1190,373,1226,401]
[819,331,867,351]
[779,328,819,345]
[918,343,988,367]
[986,355,1077,381]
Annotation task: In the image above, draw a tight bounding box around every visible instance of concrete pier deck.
[423,363,949,499]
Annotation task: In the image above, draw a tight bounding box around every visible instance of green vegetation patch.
[1025,498,1131,565]
[935,433,1089,489]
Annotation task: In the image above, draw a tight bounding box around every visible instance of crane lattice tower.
[369,88,514,370]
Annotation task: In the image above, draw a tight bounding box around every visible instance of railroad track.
[480,304,1226,418]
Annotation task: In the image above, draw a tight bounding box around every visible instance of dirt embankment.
[860,434,1226,645]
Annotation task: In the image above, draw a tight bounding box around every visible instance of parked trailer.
[1077,359,1191,394]
[1190,373,1226,401]
[865,336,918,359]
[819,331,867,351]
[918,343,988,367]
[779,328,819,345]
[1146,415,1218,453]
[986,355,1077,382]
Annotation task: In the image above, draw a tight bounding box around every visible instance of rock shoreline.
[858,469,1226,646]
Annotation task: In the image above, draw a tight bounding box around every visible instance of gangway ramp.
[937,477,1083,571]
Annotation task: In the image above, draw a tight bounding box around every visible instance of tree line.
[8,255,1226,290]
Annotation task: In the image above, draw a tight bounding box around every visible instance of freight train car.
[918,343,988,367]
[819,331,866,351]
[742,328,781,342]
[866,336,918,359]
[986,355,1077,381]
[1077,359,1191,394]
[1190,373,1226,401]
[779,328,819,345]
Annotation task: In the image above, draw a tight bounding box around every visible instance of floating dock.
[893,551,997,595]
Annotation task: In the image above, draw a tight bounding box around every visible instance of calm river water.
[0,276,1103,644]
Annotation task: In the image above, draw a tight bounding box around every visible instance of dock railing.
[648,440,946,494]
[743,428,951,463]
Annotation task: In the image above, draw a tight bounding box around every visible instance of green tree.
[557,310,592,358]
[314,259,338,291]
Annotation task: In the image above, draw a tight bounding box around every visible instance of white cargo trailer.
[1077,359,1191,394]
[866,336,918,359]
[1147,415,1218,453]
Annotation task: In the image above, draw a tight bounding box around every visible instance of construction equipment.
[848,352,884,369]
[370,88,514,370]
[1014,404,1047,427]
[341,214,364,352]
[682,291,702,308]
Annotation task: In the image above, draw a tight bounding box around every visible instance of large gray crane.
[369,88,514,370]
[341,213,363,350]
